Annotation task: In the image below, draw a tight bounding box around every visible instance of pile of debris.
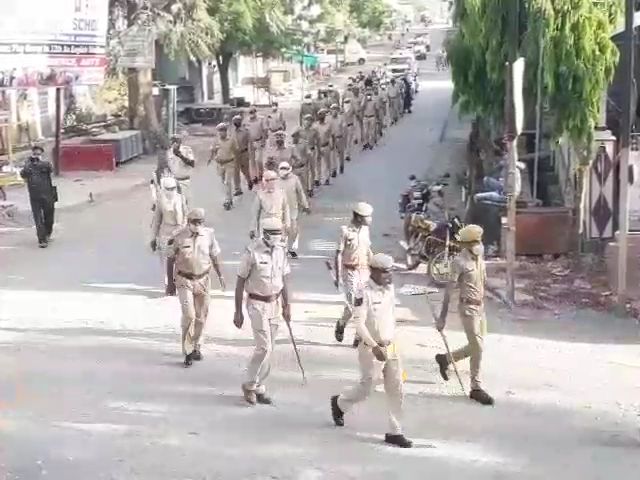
[488,257,636,316]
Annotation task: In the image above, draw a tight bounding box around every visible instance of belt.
[335,135,343,139]
[365,115,376,118]
[461,297,483,306]
[343,263,368,271]
[248,291,282,303]
[347,123,354,127]
[252,138,263,142]
[178,270,210,280]
[217,158,234,165]
[240,148,249,152]
[321,143,330,147]
[175,176,190,181]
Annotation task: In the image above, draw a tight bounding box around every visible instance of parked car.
[387,54,412,76]
[413,43,427,60]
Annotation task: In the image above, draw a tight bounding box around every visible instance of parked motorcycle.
[404,215,464,286]
[399,174,449,242]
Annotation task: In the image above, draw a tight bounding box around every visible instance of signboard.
[119,27,156,69]
[0,0,109,47]
[0,0,109,85]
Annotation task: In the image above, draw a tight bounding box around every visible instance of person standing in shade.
[330,253,412,448]
[208,122,238,211]
[20,144,56,248]
[231,114,252,194]
[277,161,310,258]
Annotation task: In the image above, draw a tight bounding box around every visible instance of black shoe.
[385,433,413,448]
[256,393,273,405]
[324,179,330,186]
[38,241,48,248]
[330,395,344,427]
[191,350,203,361]
[288,250,298,259]
[435,353,450,381]
[352,337,360,348]
[252,177,259,185]
[223,201,232,211]
[334,321,345,342]
[339,166,344,174]
[248,180,254,191]
[313,180,320,187]
[308,189,314,198]
[470,388,495,406]
[184,353,193,367]
[331,170,337,178]
[234,189,243,196]
[346,156,351,162]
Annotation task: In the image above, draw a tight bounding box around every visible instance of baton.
[425,293,466,396]
[285,320,307,385]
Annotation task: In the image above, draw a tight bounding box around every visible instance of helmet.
[216,122,228,131]
[232,114,243,122]
[369,253,394,271]
[458,224,483,243]
[278,161,292,173]
[263,170,278,181]
[353,202,373,217]
[187,208,205,221]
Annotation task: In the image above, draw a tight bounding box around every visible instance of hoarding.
[0,0,109,86]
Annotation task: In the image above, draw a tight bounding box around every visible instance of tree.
[207,0,290,103]
[448,0,621,248]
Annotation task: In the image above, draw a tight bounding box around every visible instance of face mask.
[366,95,372,100]
[188,223,203,235]
[469,243,484,257]
[233,122,241,127]
[279,170,290,179]
[272,107,278,112]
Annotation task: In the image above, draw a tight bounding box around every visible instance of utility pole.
[617,0,635,307]
[533,24,544,201]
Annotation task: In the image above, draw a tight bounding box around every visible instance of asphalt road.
[1,28,639,480]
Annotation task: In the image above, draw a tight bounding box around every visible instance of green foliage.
[449,0,622,151]
[347,0,389,32]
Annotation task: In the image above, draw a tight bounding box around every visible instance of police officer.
[150,176,185,295]
[208,122,238,211]
[168,132,195,212]
[277,161,310,258]
[299,93,318,124]
[234,217,292,405]
[231,114,252,194]
[436,224,494,406]
[388,78,400,124]
[299,114,319,195]
[20,144,56,248]
[266,102,286,136]
[329,103,346,175]
[290,128,312,196]
[327,82,341,106]
[169,208,225,367]
[330,253,412,448]
[265,131,292,172]
[361,90,378,150]
[250,170,290,240]
[313,108,333,186]
[342,98,357,163]
[333,202,373,344]
[246,107,267,184]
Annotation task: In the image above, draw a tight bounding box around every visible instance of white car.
[413,44,427,60]
[387,54,412,76]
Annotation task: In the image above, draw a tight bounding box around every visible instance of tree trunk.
[216,52,234,104]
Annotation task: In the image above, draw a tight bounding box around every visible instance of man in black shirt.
[20,144,56,248]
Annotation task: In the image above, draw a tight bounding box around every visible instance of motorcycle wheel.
[429,250,453,286]
[405,233,424,271]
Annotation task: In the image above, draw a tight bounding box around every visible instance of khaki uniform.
[388,84,400,123]
[337,224,372,327]
[313,121,333,183]
[246,117,267,179]
[168,145,195,211]
[251,189,291,237]
[211,135,238,203]
[278,174,309,251]
[238,239,291,395]
[265,145,293,172]
[450,249,487,390]
[151,192,185,286]
[299,126,319,188]
[337,281,404,435]
[328,89,341,107]
[299,101,318,124]
[266,110,286,135]
[231,125,251,191]
[170,227,221,355]
[291,141,311,192]
[362,98,378,146]
[330,113,346,171]
[342,104,357,160]
[375,94,387,136]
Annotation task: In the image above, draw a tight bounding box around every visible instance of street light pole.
[617,0,635,307]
